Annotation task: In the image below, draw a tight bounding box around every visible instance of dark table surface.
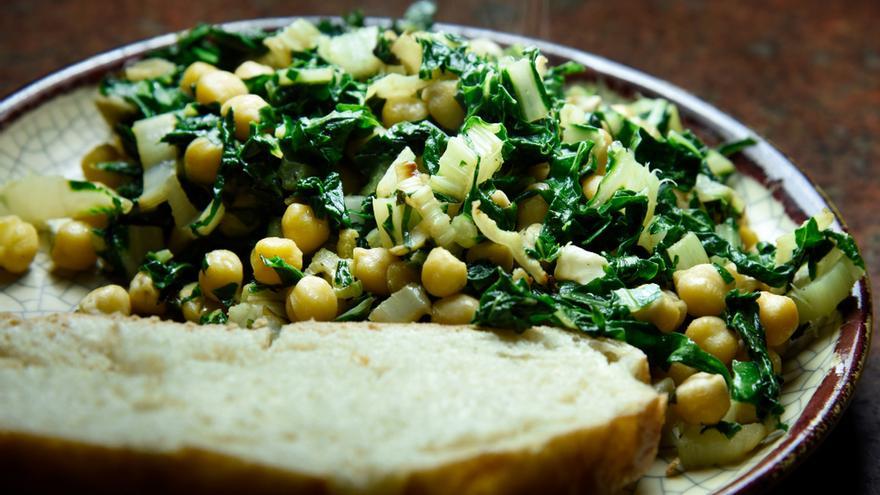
[2,0,878,492]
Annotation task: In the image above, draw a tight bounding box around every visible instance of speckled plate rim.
[0,16,871,495]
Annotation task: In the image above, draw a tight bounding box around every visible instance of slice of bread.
[0,313,665,494]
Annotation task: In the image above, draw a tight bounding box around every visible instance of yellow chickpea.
[179,282,208,323]
[674,372,731,425]
[281,203,330,255]
[199,249,243,303]
[234,60,274,80]
[431,294,479,325]
[128,271,166,316]
[286,275,338,322]
[581,174,604,200]
[353,247,397,296]
[632,290,687,333]
[81,144,127,189]
[757,291,799,347]
[516,187,550,230]
[685,316,739,365]
[179,61,218,96]
[195,70,247,105]
[124,58,175,81]
[673,263,731,317]
[386,260,420,293]
[250,237,304,286]
[421,247,468,298]
[725,262,761,292]
[466,241,514,272]
[768,348,783,374]
[382,96,429,127]
[220,94,269,141]
[51,220,97,271]
[0,215,39,274]
[740,222,759,251]
[77,284,131,316]
[421,79,465,130]
[667,362,696,386]
[527,162,551,181]
[184,136,223,185]
[336,228,359,259]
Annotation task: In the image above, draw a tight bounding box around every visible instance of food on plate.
[0,313,665,494]
[0,1,865,479]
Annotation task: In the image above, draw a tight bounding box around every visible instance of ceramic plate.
[0,17,871,494]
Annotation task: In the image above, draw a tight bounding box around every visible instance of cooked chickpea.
[81,144,126,188]
[353,247,396,296]
[739,222,759,251]
[431,294,479,324]
[685,316,739,365]
[199,249,243,303]
[386,260,420,293]
[667,362,696,386]
[234,60,274,80]
[633,290,687,333]
[673,263,731,317]
[527,162,550,181]
[128,271,166,316]
[421,247,467,297]
[0,215,38,274]
[195,70,247,105]
[725,262,761,292]
[51,220,97,271]
[179,282,207,323]
[517,190,550,230]
[250,237,304,286]
[220,94,269,141]
[281,203,330,255]
[184,136,223,185]
[336,228,359,259]
[218,212,257,237]
[78,284,131,316]
[674,372,731,425]
[286,275,338,322]
[466,241,514,272]
[757,291,799,347]
[421,80,464,130]
[124,58,175,81]
[179,61,218,96]
[382,96,429,127]
[581,174,604,201]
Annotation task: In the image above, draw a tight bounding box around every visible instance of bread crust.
[0,313,666,494]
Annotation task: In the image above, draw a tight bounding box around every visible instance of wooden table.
[2,0,877,491]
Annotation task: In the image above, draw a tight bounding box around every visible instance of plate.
[0,17,871,494]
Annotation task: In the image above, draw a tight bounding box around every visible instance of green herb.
[260,255,305,287]
[335,295,376,321]
[291,172,350,228]
[701,421,743,439]
[200,308,229,325]
[139,251,195,300]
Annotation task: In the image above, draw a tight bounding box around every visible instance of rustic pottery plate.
[0,17,871,494]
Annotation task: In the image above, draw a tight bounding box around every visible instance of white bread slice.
[0,313,665,494]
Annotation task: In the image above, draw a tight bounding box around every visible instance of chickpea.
[128,271,166,316]
[179,282,206,323]
[180,61,218,96]
[78,284,131,316]
[466,241,514,272]
[220,94,269,141]
[382,96,429,128]
[633,290,687,333]
[757,291,799,347]
[81,144,126,188]
[184,136,223,185]
[421,80,464,130]
[353,247,396,296]
[685,316,739,365]
[674,372,731,425]
[51,220,97,271]
[431,294,479,325]
[421,247,467,297]
[195,70,247,105]
[386,260,420,293]
[234,60,274,80]
[281,203,330,255]
[199,249,243,303]
[516,190,550,230]
[0,215,38,274]
[667,362,696,386]
[725,262,761,292]
[218,212,257,238]
[124,58,175,81]
[581,174,604,201]
[336,228,359,259]
[250,237,304,286]
[768,348,783,374]
[527,162,551,181]
[673,263,731,317]
[286,275,337,322]
[740,222,759,251]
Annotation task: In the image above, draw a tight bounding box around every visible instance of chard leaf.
[291,172,351,228]
[139,251,195,300]
[260,255,305,287]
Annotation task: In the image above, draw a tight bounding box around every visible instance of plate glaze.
[0,18,871,494]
